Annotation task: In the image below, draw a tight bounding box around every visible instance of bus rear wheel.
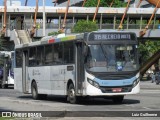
[112,96,124,104]
[31,82,47,100]
[67,84,78,104]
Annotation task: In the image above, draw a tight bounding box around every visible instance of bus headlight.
[87,78,99,88]
[133,78,140,88]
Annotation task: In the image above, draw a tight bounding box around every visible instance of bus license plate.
[112,88,122,92]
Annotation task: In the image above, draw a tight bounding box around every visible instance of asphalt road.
[0,81,160,120]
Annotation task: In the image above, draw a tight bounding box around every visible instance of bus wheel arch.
[67,79,74,91]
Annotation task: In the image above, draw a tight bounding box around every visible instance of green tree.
[84,0,126,7]
[139,40,160,64]
[71,20,98,33]
[48,31,62,36]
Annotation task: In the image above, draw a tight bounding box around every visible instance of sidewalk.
[140,80,160,90]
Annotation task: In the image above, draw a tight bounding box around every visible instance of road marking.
[143,107,152,110]
[140,90,160,93]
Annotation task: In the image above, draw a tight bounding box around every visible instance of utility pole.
[43,0,46,36]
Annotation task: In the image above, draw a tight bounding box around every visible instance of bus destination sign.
[89,33,135,41]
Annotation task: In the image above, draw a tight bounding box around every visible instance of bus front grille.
[100,85,132,93]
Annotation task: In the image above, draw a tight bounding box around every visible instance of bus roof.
[15,33,84,49]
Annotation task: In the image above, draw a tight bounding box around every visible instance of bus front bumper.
[84,82,140,96]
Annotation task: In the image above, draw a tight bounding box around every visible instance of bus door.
[75,42,84,95]
[22,50,29,93]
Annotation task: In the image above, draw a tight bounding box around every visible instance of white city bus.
[14,30,140,104]
[0,51,14,88]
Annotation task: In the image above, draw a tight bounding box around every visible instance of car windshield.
[85,44,139,72]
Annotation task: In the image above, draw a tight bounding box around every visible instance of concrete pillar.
[113,15,116,29]
[23,15,26,29]
[140,15,142,30]
[2,15,4,28]
[73,15,75,27]
[9,14,11,30]
[127,16,129,29]
[100,13,102,29]
[31,14,33,28]
[59,15,61,29]
[87,15,89,21]
[153,14,156,29]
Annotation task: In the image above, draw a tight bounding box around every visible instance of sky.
[0,0,54,6]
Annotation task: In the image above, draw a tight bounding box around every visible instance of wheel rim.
[32,86,37,98]
[69,88,75,101]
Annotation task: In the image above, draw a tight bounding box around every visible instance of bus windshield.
[85,44,138,72]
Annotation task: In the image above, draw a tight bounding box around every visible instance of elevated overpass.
[0,7,160,39]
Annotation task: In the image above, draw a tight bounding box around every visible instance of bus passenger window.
[64,42,74,64]
[53,52,59,62]
[53,43,63,64]
[29,47,37,66]
[16,50,22,67]
[45,45,53,65]
[37,46,44,65]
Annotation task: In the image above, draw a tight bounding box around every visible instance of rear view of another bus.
[0,51,14,88]
[7,51,14,87]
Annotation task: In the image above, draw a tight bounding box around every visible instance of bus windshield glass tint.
[85,45,138,72]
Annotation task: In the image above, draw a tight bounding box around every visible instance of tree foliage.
[48,31,62,36]
[71,20,98,33]
[139,40,160,64]
[84,0,126,7]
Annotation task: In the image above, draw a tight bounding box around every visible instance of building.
[52,0,86,7]
[128,0,154,8]
[6,0,21,6]
[53,0,154,8]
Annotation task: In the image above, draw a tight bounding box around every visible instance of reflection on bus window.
[37,46,44,65]
[29,47,37,66]
[45,45,53,65]
[53,43,63,64]
[16,50,22,67]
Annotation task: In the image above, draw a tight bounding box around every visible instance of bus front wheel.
[67,84,78,104]
[31,82,39,100]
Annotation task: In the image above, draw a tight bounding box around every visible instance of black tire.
[5,84,8,88]
[112,96,124,104]
[156,81,159,85]
[0,82,2,88]
[31,82,39,100]
[67,84,78,104]
[31,82,47,100]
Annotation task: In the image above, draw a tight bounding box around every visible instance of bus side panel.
[50,65,65,95]
[28,66,52,94]
[14,68,22,92]
[64,64,75,95]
